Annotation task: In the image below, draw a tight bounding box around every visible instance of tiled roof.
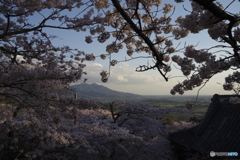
[168,94,240,154]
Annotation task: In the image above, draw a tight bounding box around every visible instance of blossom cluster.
[171,55,195,76]
[84,0,183,80]
[184,45,211,63]
[185,101,193,110]
[110,59,117,66]
[106,42,123,53]
[0,0,107,107]
[0,101,176,160]
[97,32,110,43]
[223,71,240,94]
[229,97,240,104]
[167,121,198,133]
[100,70,109,83]
[169,0,240,96]
[2,4,240,160]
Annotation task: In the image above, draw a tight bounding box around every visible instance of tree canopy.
[0,0,240,159]
[1,0,240,102]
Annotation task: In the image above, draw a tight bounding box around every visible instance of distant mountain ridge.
[70,83,142,99]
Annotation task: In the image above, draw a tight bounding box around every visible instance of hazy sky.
[43,0,239,96]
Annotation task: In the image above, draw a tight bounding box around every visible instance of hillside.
[70,83,142,99]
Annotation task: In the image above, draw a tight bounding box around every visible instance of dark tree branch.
[192,0,240,63]
[111,0,168,81]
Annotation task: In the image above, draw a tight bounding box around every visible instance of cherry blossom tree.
[1,0,240,159]
[0,101,176,160]
[82,0,240,98]
[1,0,239,107]
[0,0,106,111]
[94,0,181,82]
[169,0,240,97]
[67,0,239,107]
[0,1,177,159]
[0,0,180,109]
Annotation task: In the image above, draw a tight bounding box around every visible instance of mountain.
[70,83,142,99]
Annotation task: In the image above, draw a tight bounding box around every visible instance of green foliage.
[189,116,203,123]
[153,116,174,125]
[164,118,174,125]
[192,108,208,112]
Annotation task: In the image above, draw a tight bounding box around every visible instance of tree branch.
[192,0,240,63]
[111,0,168,81]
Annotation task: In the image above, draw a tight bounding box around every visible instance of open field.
[97,95,212,122]
[150,103,178,107]
[163,113,205,122]
[139,96,212,122]
[192,108,208,112]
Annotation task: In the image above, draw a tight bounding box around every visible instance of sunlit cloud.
[70,62,173,95]
[73,62,232,95]
[82,62,165,85]
[116,75,128,82]
[87,63,104,68]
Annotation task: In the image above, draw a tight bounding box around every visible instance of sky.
[41,0,240,96]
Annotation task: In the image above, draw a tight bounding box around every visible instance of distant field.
[149,102,183,107]
[94,95,211,122]
[164,113,205,122]
[192,108,208,112]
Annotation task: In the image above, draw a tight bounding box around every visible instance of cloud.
[116,75,128,82]
[86,63,103,68]
[82,62,165,85]
[70,62,228,95]
[76,62,229,95]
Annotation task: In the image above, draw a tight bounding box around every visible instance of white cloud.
[108,62,164,84]
[85,63,104,69]
[73,62,173,95]
[116,75,128,82]
[75,62,232,95]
